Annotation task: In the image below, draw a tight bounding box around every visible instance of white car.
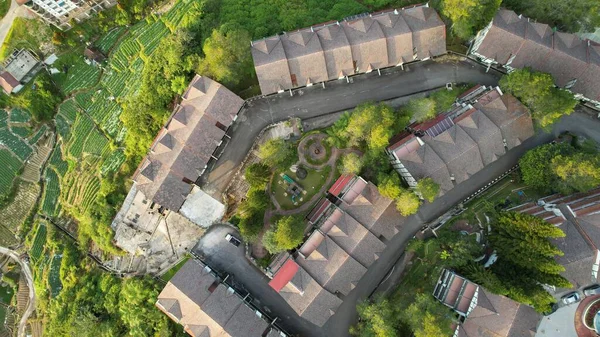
[225,234,241,247]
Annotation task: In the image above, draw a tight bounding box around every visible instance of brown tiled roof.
[156,260,270,337]
[390,88,534,196]
[338,179,395,237]
[133,76,243,210]
[83,47,106,63]
[0,72,19,94]
[472,9,600,102]
[251,5,446,95]
[296,231,367,295]
[277,263,342,327]
[319,207,386,267]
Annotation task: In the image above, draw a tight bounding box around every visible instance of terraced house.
[470,9,600,108]
[267,175,401,327]
[157,259,286,337]
[386,86,534,196]
[250,4,446,95]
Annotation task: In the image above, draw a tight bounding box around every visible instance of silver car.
[584,284,600,297]
[562,292,581,305]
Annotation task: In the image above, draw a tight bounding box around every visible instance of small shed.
[83,48,106,64]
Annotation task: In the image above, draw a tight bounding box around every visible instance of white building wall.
[31,0,77,19]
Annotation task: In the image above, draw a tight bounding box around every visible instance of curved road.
[200,59,504,197]
[0,246,35,337]
[193,59,600,337]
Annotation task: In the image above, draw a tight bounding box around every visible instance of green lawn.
[0,284,13,304]
[0,18,52,61]
[271,166,331,210]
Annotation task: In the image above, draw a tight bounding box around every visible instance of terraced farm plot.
[54,59,102,94]
[64,170,99,213]
[0,128,33,161]
[83,128,109,155]
[55,114,71,141]
[95,26,127,54]
[137,20,169,56]
[48,254,62,297]
[101,69,129,97]
[29,125,48,144]
[9,108,31,123]
[30,223,47,262]
[162,0,196,32]
[1,181,40,233]
[0,224,16,246]
[0,110,7,126]
[67,114,95,158]
[57,100,79,123]
[10,126,31,138]
[41,168,60,216]
[0,148,22,194]
[79,90,121,125]
[100,149,125,175]
[48,146,68,177]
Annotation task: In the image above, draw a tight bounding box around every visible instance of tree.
[502,0,600,33]
[197,29,254,89]
[257,139,296,169]
[245,163,272,189]
[499,68,577,128]
[551,152,600,194]
[350,299,397,337]
[326,111,351,149]
[262,216,304,254]
[395,190,420,216]
[377,173,402,200]
[440,0,502,40]
[415,178,440,202]
[519,143,574,193]
[340,153,363,175]
[402,294,453,337]
[238,211,265,243]
[487,212,571,311]
[10,74,62,122]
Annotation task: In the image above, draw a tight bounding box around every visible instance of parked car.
[584,284,600,297]
[562,292,581,305]
[225,234,241,247]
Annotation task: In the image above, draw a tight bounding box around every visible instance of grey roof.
[395,138,454,192]
[296,231,367,295]
[133,76,243,210]
[472,9,600,102]
[157,260,270,337]
[278,265,342,327]
[319,206,386,267]
[5,49,39,81]
[251,6,446,95]
[508,305,542,337]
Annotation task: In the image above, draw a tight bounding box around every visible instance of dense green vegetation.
[257,139,297,171]
[244,163,271,190]
[10,73,63,122]
[415,178,440,203]
[503,0,600,33]
[499,68,578,128]
[263,215,305,254]
[439,0,502,40]
[519,142,600,195]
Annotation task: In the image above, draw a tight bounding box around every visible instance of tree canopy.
[257,138,297,170]
[486,212,570,312]
[520,142,600,194]
[502,0,600,33]
[197,29,254,90]
[440,0,502,39]
[499,68,577,128]
[416,178,440,203]
[245,163,272,189]
[395,190,421,216]
[262,216,305,254]
[339,152,363,175]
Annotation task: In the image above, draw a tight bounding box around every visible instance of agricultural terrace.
[1,181,40,241]
[29,223,47,262]
[0,109,39,199]
[43,0,199,225]
[26,221,67,300]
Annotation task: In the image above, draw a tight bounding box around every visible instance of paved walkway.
[0,246,35,337]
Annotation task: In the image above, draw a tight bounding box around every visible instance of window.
[215,121,227,132]
[565,79,577,89]
[182,177,194,184]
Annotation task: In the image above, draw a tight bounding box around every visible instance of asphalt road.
[193,58,600,337]
[199,59,504,198]
[0,246,35,337]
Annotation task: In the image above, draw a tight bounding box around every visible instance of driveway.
[537,304,579,337]
[199,59,504,198]
[0,246,35,337]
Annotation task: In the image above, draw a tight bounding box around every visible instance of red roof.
[329,174,354,197]
[307,198,332,223]
[268,259,299,292]
[0,72,19,94]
